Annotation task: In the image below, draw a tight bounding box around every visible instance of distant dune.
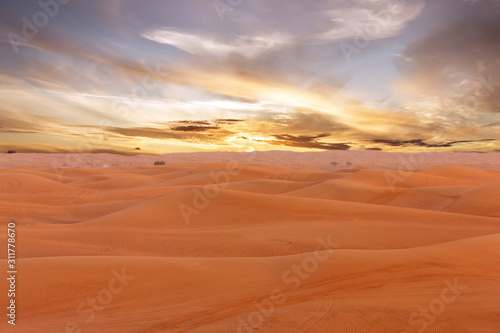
[1,150,500,170]
[1,161,499,332]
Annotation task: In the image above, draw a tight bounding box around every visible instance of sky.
[0,0,499,154]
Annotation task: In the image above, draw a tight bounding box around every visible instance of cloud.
[104,125,236,146]
[0,0,498,153]
[215,119,244,124]
[371,138,497,148]
[396,0,500,114]
[0,143,142,155]
[102,115,352,151]
[313,0,425,43]
[0,110,61,134]
[142,28,291,58]
[221,0,424,45]
[170,125,220,132]
[263,133,351,150]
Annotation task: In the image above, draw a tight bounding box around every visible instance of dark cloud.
[373,139,428,147]
[168,118,245,131]
[0,143,142,155]
[215,119,244,124]
[273,133,330,142]
[440,138,497,147]
[162,119,245,133]
[175,120,212,125]
[170,125,220,132]
[264,133,351,150]
[372,138,496,148]
[104,125,234,145]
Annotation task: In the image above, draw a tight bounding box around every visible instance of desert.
[2,0,500,331]
[1,152,499,332]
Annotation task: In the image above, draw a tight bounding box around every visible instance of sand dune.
[0,162,499,332]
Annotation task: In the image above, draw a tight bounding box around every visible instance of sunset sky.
[1,0,499,154]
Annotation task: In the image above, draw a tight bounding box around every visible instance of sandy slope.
[0,163,499,332]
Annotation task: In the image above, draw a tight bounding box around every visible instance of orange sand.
[0,162,499,332]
